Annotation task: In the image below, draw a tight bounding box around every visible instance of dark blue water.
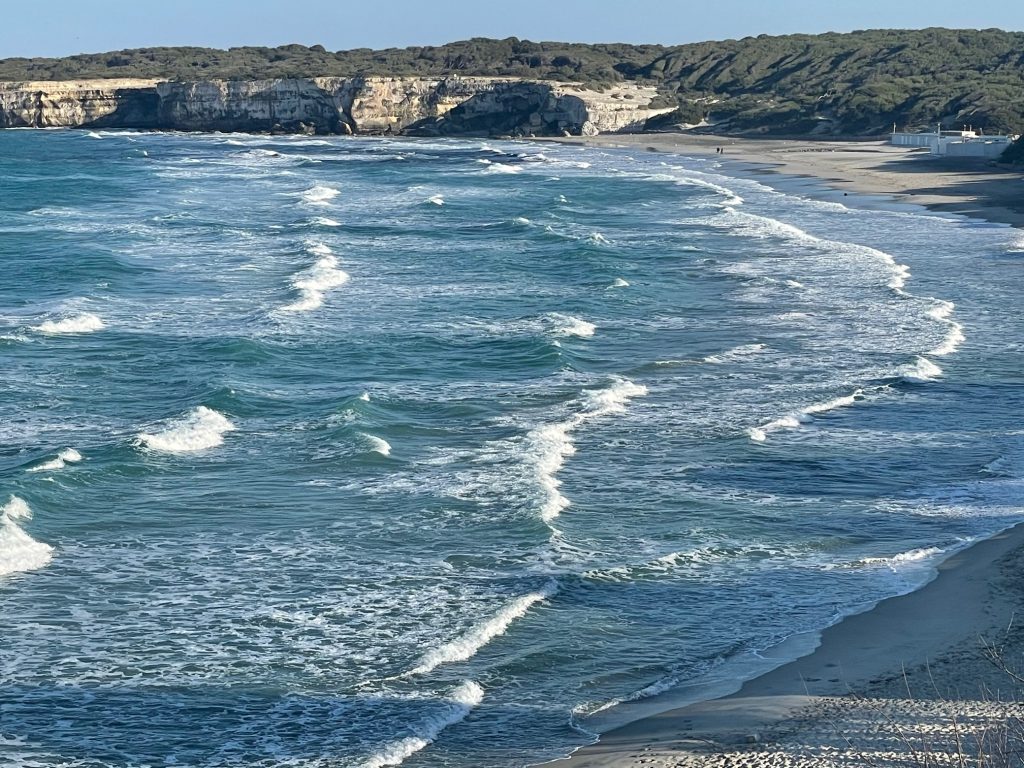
[1,130,1022,768]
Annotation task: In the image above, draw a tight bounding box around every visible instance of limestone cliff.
[0,77,671,136]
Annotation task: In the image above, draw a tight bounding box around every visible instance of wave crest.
[0,496,54,577]
[137,406,236,454]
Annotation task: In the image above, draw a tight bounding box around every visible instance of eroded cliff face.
[0,77,671,136]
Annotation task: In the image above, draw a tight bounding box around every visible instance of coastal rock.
[0,76,673,136]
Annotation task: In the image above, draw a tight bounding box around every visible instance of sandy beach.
[554,524,1024,768]
[539,134,1024,768]
[546,134,1024,229]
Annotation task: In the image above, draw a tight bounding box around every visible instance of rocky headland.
[0,77,672,136]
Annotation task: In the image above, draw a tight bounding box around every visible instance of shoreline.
[538,134,1024,230]
[536,134,1024,768]
[553,522,1024,767]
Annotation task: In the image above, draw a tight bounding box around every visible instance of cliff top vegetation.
[1,28,1022,135]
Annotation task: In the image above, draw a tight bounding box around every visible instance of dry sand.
[536,135,1024,768]
[546,134,1024,229]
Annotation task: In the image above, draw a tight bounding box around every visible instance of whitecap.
[855,546,944,569]
[311,216,342,227]
[546,313,596,339]
[34,313,104,335]
[531,379,647,522]
[280,242,351,313]
[900,356,943,383]
[483,163,522,175]
[749,390,863,442]
[409,581,557,675]
[427,195,445,206]
[361,681,484,768]
[27,448,83,473]
[0,496,54,577]
[361,433,392,457]
[609,277,630,288]
[298,185,340,206]
[136,406,236,454]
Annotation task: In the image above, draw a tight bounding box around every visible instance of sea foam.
[409,580,558,675]
[298,185,340,206]
[27,448,83,473]
[0,496,54,577]
[34,313,105,335]
[280,242,351,313]
[547,313,596,339]
[749,390,863,442]
[137,406,236,453]
[361,681,484,768]
[531,378,647,522]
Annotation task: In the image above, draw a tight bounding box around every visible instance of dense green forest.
[2,28,1022,135]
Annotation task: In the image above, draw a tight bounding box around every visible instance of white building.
[891,126,1019,158]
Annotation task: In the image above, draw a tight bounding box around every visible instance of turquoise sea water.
[1,130,1022,767]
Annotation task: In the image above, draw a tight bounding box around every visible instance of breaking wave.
[409,581,558,676]
[0,496,54,577]
[27,448,83,473]
[361,681,484,768]
[280,242,351,313]
[34,312,105,335]
[749,390,864,442]
[546,313,596,339]
[298,185,340,206]
[136,406,237,454]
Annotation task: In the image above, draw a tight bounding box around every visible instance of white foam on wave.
[546,313,596,339]
[587,232,611,246]
[136,406,236,453]
[280,242,351,313]
[512,216,531,225]
[0,496,54,577]
[720,209,914,296]
[361,433,392,457]
[298,185,340,206]
[856,546,944,569]
[27,448,83,473]
[427,195,445,206]
[609,277,630,288]
[676,175,744,207]
[361,681,484,768]
[749,390,863,442]
[482,163,522,175]
[900,356,943,384]
[926,300,966,357]
[704,343,767,364]
[409,580,558,676]
[531,378,647,522]
[311,216,342,227]
[34,313,104,335]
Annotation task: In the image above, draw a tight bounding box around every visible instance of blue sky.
[4,0,1022,58]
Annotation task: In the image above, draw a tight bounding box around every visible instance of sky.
[3,0,1023,58]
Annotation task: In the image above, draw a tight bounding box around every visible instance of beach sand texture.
[543,135,1024,768]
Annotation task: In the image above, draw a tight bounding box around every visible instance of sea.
[1,129,1023,768]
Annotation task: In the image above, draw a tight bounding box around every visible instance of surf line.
[710,209,962,443]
